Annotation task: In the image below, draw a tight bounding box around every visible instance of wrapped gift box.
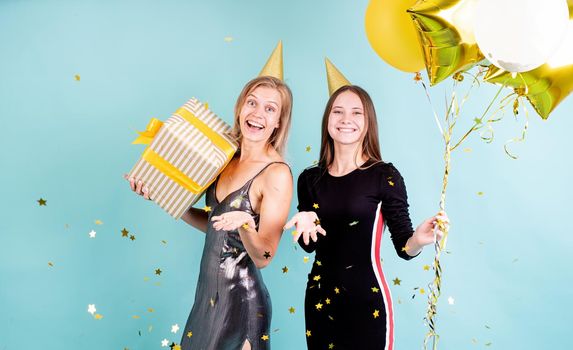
[128,98,238,218]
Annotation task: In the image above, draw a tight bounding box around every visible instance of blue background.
[1,0,572,349]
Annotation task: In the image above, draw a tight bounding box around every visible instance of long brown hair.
[230,76,293,155]
[318,85,382,169]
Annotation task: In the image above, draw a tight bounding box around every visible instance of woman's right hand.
[124,174,151,200]
[284,211,326,245]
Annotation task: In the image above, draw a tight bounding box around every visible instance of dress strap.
[246,161,290,186]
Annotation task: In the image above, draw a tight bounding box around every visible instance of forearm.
[405,234,423,257]
[180,207,208,233]
[238,226,278,268]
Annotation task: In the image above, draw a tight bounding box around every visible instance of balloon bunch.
[366,1,572,349]
[366,0,573,119]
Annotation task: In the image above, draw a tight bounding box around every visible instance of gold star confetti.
[329,343,335,349]
[306,330,311,337]
[477,191,484,196]
[313,275,321,281]
[263,251,271,259]
[242,223,250,229]
[155,268,162,275]
[48,262,54,267]
[325,298,331,305]
[291,230,298,237]
[463,147,473,153]
[315,302,323,310]
[313,218,321,226]
[420,288,426,294]
[388,180,395,186]
[187,331,193,338]
[37,198,47,206]
[305,146,311,152]
[130,235,136,241]
[316,260,322,266]
[121,228,129,237]
[371,287,379,293]
[282,266,288,273]
[74,74,81,81]
[401,245,410,252]
[303,256,310,263]
[334,287,340,294]
[203,206,212,212]
[143,277,150,281]
[312,203,319,209]
[230,196,243,209]
[224,36,234,42]
[132,315,140,319]
[148,308,154,312]
[373,309,380,318]
[392,278,401,285]
[95,220,103,225]
[349,221,359,226]
[173,345,181,350]
[94,314,103,320]
[261,334,269,341]
[288,307,295,314]
[423,265,430,271]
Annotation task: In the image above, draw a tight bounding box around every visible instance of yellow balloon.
[408,0,484,85]
[365,0,425,72]
[484,2,573,119]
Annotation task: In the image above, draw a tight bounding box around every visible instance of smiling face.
[327,90,366,146]
[238,86,282,145]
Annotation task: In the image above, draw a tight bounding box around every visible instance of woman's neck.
[329,143,367,176]
[238,139,274,162]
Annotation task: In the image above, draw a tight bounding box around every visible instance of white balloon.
[475,0,569,72]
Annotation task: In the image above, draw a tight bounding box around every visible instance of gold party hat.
[325,58,351,96]
[258,41,284,80]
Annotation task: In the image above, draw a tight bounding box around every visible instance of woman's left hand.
[211,211,256,232]
[411,211,450,248]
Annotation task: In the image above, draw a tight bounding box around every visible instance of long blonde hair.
[318,85,382,169]
[231,76,293,155]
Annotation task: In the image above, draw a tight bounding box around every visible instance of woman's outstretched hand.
[124,174,151,200]
[211,211,256,232]
[284,211,326,245]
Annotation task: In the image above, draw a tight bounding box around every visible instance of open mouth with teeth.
[246,120,265,131]
[336,127,358,133]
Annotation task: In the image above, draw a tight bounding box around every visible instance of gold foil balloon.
[408,0,484,85]
[365,0,425,72]
[475,0,569,73]
[484,1,573,119]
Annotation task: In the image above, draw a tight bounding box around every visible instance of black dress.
[297,161,417,350]
[180,162,287,350]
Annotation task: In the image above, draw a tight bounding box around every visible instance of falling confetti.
[203,206,212,212]
[325,298,331,304]
[224,36,234,42]
[95,220,103,225]
[313,275,321,281]
[312,203,319,209]
[305,146,311,152]
[288,307,295,314]
[88,230,96,238]
[477,191,484,196]
[37,198,47,206]
[187,331,193,338]
[282,266,289,273]
[261,334,269,341]
[94,314,103,320]
[263,251,271,259]
[303,256,310,263]
[463,147,473,153]
[448,296,455,305]
[373,309,380,318]
[88,304,96,315]
[155,269,162,275]
[48,262,54,267]
[121,228,129,237]
[74,74,81,81]
[306,330,311,337]
[130,235,136,241]
[371,287,379,293]
[334,287,340,294]
[161,339,169,347]
[423,265,431,271]
[171,324,180,333]
[392,278,401,286]
[349,221,359,226]
[315,302,323,310]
